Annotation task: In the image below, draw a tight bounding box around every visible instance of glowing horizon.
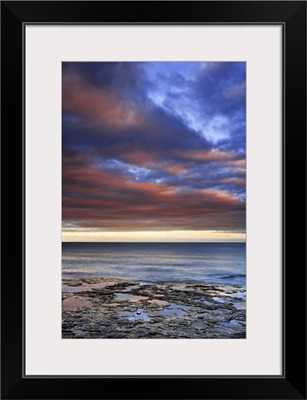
[62,229,246,243]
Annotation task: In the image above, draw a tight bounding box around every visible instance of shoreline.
[62,277,246,339]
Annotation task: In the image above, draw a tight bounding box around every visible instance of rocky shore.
[62,277,246,339]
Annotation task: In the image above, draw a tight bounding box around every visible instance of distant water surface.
[62,243,246,286]
[62,242,246,287]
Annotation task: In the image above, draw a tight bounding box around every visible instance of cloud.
[62,62,246,235]
[62,69,145,131]
[63,157,245,231]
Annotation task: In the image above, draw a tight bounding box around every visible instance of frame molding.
[1,1,306,399]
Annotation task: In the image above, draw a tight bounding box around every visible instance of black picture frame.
[1,1,306,399]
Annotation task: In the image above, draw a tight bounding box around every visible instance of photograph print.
[62,62,246,339]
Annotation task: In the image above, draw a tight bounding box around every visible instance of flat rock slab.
[62,278,246,339]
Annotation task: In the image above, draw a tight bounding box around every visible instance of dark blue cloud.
[62,62,246,232]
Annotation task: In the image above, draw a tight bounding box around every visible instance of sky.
[62,62,246,242]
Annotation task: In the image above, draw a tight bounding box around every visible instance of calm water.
[62,242,246,286]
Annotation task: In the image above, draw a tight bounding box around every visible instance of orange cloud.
[62,70,144,131]
[62,159,245,231]
[162,164,190,175]
[217,177,246,186]
[121,150,154,166]
[176,149,242,163]
[230,159,246,168]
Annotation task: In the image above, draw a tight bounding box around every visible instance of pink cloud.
[62,70,144,131]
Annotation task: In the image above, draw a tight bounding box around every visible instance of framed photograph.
[1,1,306,399]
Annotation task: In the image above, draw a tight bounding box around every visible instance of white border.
[25,25,282,375]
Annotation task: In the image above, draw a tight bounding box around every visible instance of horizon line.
[62,240,246,243]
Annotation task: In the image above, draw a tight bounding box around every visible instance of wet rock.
[62,278,246,339]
